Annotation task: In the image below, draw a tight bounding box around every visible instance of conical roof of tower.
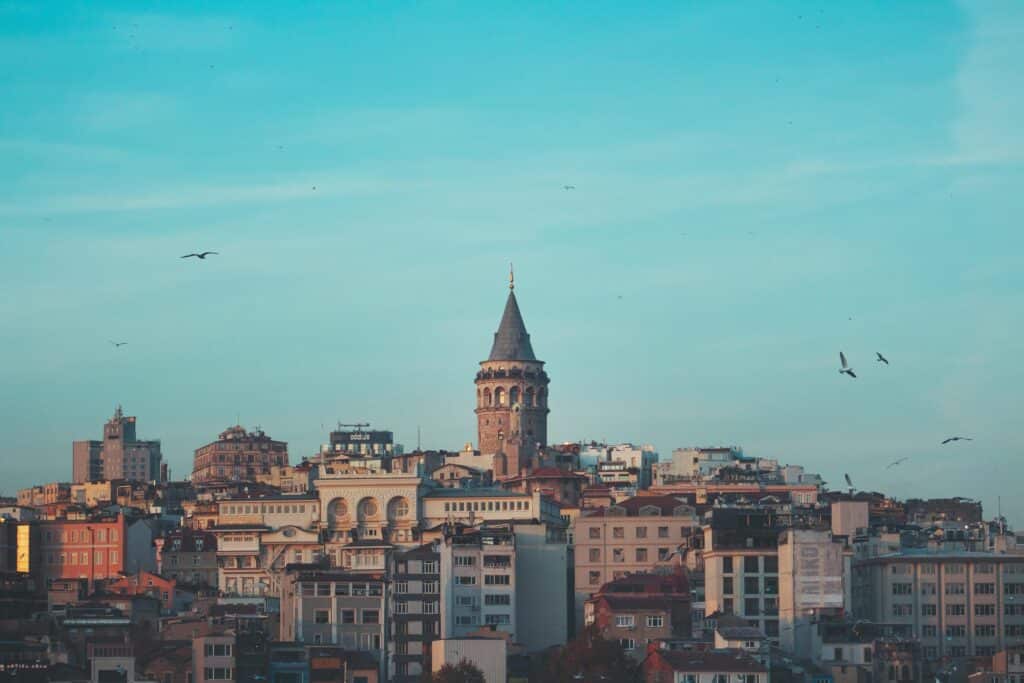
[488,290,537,361]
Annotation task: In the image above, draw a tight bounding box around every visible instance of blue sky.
[1,1,1022,521]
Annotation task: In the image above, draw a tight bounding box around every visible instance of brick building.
[191,425,288,485]
[584,572,691,658]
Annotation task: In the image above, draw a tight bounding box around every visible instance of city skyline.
[2,0,1023,525]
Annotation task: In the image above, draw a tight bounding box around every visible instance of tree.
[532,626,641,683]
[423,659,487,683]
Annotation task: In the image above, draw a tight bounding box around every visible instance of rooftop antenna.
[417,425,422,452]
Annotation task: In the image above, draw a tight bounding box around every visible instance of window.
[589,527,601,539]
[362,609,379,624]
[455,556,476,566]
[658,526,669,538]
[589,571,601,585]
[922,625,937,637]
[975,583,996,594]
[1007,604,1024,616]
[723,557,733,573]
[723,577,734,595]
[892,583,912,595]
[615,615,635,628]
[945,582,965,595]
[619,639,636,650]
[1007,583,1024,595]
[976,625,996,637]
[335,583,350,596]
[394,581,407,594]
[763,556,778,573]
[745,577,761,594]
[485,575,510,585]
[485,614,511,625]
[423,581,439,593]
[95,551,103,565]
[342,609,355,624]
[658,548,670,561]
[1006,625,1024,637]
[945,625,966,638]
[422,561,438,573]
[646,615,664,628]
[423,601,438,614]
[485,594,511,606]
[945,604,965,616]
[395,601,408,614]
[204,668,232,680]
[316,583,331,596]
[635,548,648,562]
[976,604,996,616]
[314,610,329,624]
[920,564,936,575]
[204,644,232,657]
[745,598,760,615]
[946,563,965,575]
[892,604,912,617]
[763,576,778,595]
[921,604,937,616]
[456,615,477,626]
[635,527,647,539]
[744,556,760,573]
[920,582,936,595]
[613,527,624,539]
[456,576,477,585]
[589,549,600,562]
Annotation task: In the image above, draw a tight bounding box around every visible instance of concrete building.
[421,487,557,529]
[642,648,769,683]
[852,550,1024,660]
[72,406,163,484]
[430,638,507,683]
[573,495,700,627]
[439,524,517,642]
[584,572,691,658]
[778,528,849,658]
[279,568,386,675]
[191,425,289,485]
[702,509,781,639]
[475,272,550,478]
[36,513,158,588]
[327,426,398,459]
[194,632,236,683]
[390,543,442,683]
[155,528,218,588]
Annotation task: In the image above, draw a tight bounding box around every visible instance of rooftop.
[488,289,537,362]
[653,649,767,674]
[423,487,529,499]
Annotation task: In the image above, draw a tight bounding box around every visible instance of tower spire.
[509,263,515,291]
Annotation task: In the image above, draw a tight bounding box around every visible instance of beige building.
[573,495,700,627]
[431,638,507,683]
[193,632,236,683]
[778,529,850,658]
[852,551,1024,660]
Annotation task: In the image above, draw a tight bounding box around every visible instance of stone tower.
[475,269,549,478]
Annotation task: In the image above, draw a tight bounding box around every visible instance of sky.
[1,1,1022,521]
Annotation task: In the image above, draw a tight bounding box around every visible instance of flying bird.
[563,185,576,190]
[876,352,889,365]
[942,436,973,445]
[180,252,218,260]
[839,352,856,378]
[844,473,854,489]
[887,457,909,469]
[109,340,128,348]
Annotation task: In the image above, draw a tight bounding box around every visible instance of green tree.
[423,659,487,683]
[532,626,641,683]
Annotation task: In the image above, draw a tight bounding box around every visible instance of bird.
[887,457,909,469]
[180,252,218,259]
[839,352,856,378]
[109,340,128,348]
[876,352,889,365]
[844,473,854,489]
[563,185,576,190]
[942,436,973,445]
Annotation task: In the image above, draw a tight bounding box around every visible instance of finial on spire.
[509,263,515,291]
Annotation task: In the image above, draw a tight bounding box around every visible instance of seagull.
[886,457,909,469]
[941,436,973,445]
[563,185,576,190]
[109,340,128,348]
[839,352,856,378]
[876,352,889,365]
[180,252,218,260]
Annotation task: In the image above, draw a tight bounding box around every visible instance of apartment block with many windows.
[439,524,516,642]
[390,543,442,683]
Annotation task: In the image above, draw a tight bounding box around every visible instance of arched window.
[537,388,546,407]
[388,497,410,522]
[358,497,380,522]
[509,387,519,405]
[327,498,348,527]
[483,388,492,406]
[495,387,506,406]
[524,387,535,407]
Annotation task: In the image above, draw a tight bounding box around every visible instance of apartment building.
[439,525,517,642]
[155,529,218,588]
[584,572,691,658]
[778,529,850,658]
[702,509,781,639]
[852,551,1024,660]
[390,543,442,683]
[573,495,700,626]
[194,633,236,683]
[191,425,288,484]
[279,567,387,675]
[420,487,555,528]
